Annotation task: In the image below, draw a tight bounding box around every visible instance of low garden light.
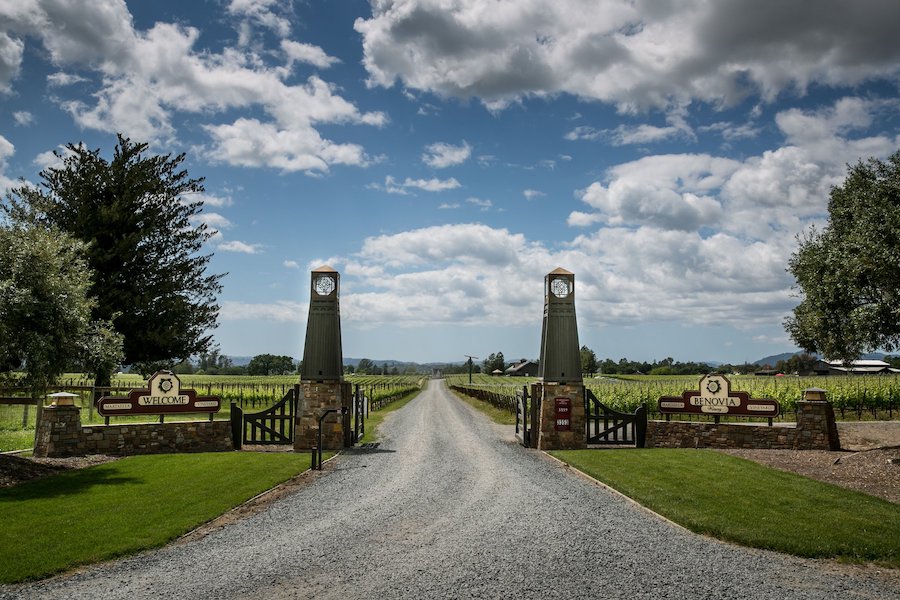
[47,392,78,407]
[803,388,827,402]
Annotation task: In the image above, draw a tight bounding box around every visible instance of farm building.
[811,359,899,375]
[505,359,539,377]
[754,368,782,376]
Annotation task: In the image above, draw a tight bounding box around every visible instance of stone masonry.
[537,382,586,450]
[294,380,351,452]
[646,400,840,450]
[33,405,233,458]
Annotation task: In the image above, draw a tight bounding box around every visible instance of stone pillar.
[537,382,586,450]
[795,388,840,450]
[33,404,83,457]
[293,381,351,452]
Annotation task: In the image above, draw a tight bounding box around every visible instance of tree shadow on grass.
[0,466,141,502]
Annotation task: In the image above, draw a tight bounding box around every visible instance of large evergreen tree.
[4,135,224,384]
[785,151,900,363]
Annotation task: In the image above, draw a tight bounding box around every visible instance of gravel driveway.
[2,380,898,599]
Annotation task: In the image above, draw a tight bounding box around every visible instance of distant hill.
[753,351,889,366]
[753,352,801,367]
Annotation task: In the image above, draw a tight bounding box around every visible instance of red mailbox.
[554,397,571,431]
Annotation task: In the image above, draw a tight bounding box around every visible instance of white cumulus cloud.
[0,1,383,173]
[374,175,462,194]
[282,40,341,69]
[356,0,900,115]
[218,240,263,254]
[422,141,471,168]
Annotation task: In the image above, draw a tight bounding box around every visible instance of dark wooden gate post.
[230,402,243,450]
[635,403,647,448]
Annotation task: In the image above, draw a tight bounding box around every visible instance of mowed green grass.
[0,452,323,583]
[552,449,900,566]
[449,390,517,425]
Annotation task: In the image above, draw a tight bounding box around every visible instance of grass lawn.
[551,449,900,567]
[450,390,517,425]
[0,429,34,453]
[0,451,327,583]
[359,389,422,443]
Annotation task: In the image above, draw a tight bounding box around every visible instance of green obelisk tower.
[535,267,586,450]
[295,265,351,451]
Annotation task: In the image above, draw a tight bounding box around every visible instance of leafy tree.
[599,358,618,374]
[884,355,900,369]
[580,345,598,376]
[172,359,195,374]
[4,135,224,386]
[355,358,376,375]
[785,151,900,363]
[247,354,295,376]
[132,360,176,378]
[775,353,819,375]
[197,346,232,374]
[75,321,126,394]
[482,352,506,374]
[0,225,122,414]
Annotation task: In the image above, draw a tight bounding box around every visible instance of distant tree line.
[583,348,753,376]
[344,358,406,375]
[163,350,297,376]
[451,346,763,377]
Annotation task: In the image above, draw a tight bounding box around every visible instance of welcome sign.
[98,371,221,417]
[657,374,779,418]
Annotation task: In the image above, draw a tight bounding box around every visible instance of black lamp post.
[313,406,348,470]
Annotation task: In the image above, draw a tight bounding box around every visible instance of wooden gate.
[231,386,298,449]
[516,385,534,448]
[516,383,541,448]
[585,389,647,447]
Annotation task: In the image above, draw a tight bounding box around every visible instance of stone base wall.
[646,401,840,450]
[537,382,586,450]
[294,380,351,452]
[33,405,233,457]
[797,401,841,450]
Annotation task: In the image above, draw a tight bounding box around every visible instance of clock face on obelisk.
[314,274,336,296]
[550,277,571,298]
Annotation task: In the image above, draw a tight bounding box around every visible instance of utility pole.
[464,355,478,385]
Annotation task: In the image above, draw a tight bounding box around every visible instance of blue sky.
[1,0,899,365]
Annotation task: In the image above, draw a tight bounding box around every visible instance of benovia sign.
[97,371,221,417]
[657,374,780,419]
